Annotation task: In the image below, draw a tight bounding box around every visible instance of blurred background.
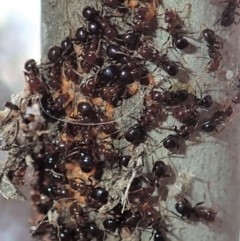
[0,0,40,240]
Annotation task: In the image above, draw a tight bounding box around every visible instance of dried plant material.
[0,174,25,200]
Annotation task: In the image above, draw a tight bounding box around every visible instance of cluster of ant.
[1,0,240,241]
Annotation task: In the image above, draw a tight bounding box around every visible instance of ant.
[69,177,109,209]
[80,78,98,97]
[216,0,240,27]
[128,174,159,198]
[161,121,197,151]
[87,222,105,240]
[77,101,97,123]
[172,94,212,124]
[202,28,223,73]
[150,88,189,107]
[104,203,141,232]
[74,26,89,44]
[125,126,146,145]
[96,112,119,136]
[137,44,180,76]
[152,160,169,179]
[102,0,127,12]
[7,161,27,185]
[161,5,192,51]
[121,210,142,231]
[82,6,119,40]
[74,226,88,241]
[47,39,75,65]
[69,200,88,225]
[133,5,157,34]
[124,94,169,146]
[50,93,70,111]
[120,31,141,51]
[140,201,161,226]
[103,218,120,232]
[136,102,160,127]
[202,105,233,132]
[23,59,42,93]
[77,148,95,173]
[42,184,75,200]
[47,45,62,64]
[43,64,62,91]
[62,54,79,82]
[79,36,104,72]
[175,195,217,222]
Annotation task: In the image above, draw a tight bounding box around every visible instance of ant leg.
[177,194,190,204]
[217,123,225,132]
[227,18,240,37]
[177,3,191,15]
[215,0,232,3]
[75,177,86,184]
[195,201,204,206]
[148,228,155,241]
[157,26,168,33]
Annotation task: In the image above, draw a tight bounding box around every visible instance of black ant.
[82,6,119,40]
[87,222,105,240]
[161,121,197,151]
[125,100,160,145]
[175,195,217,222]
[80,36,103,72]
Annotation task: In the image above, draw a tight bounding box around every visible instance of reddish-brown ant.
[140,201,161,225]
[24,59,42,93]
[132,2,158,34]
[50,93,69,111]
[161,5,192,51]
[150,88,189,107]
[69,177,109,209]
[202,28,223,73]
[137,44,180,76]
[69,200,88,224]
[172,94,212,124]
[80,36,103,71]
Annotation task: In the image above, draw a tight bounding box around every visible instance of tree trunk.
[41,1,240,241]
